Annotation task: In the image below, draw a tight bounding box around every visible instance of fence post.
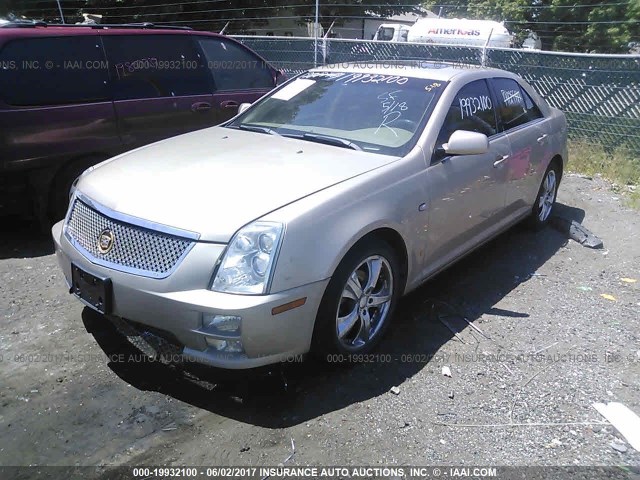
[314,0,319,67]
[56,0,65,24]
[322,20,335,66]
[482,28,493,66]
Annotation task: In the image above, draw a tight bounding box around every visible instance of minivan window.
[492,77,543,131]
[0,37,110,106]
[197,38,274,91]
[102,35,210,100]
[436,79,498,146]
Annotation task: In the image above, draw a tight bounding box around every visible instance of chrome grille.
[65,199,194,277]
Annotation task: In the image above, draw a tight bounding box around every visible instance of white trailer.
[374,18,513,48]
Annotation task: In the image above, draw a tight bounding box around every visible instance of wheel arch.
[310,225,408,355]
[550,154,563,183]
[348,227,409,294]
[47,152,110,221]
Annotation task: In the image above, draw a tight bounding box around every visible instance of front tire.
[312,238,401,356]
[527,162,560,230]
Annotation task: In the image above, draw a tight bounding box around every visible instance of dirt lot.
[1,175,639,473]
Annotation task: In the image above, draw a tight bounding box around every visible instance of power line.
[24,0,637,12]
[14,0,638,32]
[431,2,632,9]
[53,0,416,8]
[73,4,313,16]
[43,5,639,27]
[12,1,639,49]
[78,0,230,10]
[10,0,227,7]
[506,20,640,25]
[142,14,640,26]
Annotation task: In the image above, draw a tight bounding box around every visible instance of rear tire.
[312,238,401,358]
[526,161,560,230]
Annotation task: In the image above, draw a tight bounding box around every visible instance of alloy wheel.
[335,255,393,349]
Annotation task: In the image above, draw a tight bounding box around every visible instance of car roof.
[0,24,277,71]
[314,60,507,82]
[0,24,224,42]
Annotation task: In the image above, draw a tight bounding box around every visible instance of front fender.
[264,153,429,294]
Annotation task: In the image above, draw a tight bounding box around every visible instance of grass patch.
[568,140,640,208]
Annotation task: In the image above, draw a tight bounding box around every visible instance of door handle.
[220,100,239,109]
[537,134,548,144]
[191,102,212,112]
[493,154,509,168]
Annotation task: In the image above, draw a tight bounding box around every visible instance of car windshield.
[227,70,446,156]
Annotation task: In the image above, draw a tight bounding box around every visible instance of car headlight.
[69,165,95,201]
[211,221,283,294]
[69,176,80,201]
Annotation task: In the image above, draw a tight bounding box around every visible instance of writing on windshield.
[231,71,447,156]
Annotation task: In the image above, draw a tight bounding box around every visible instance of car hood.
[77,127,400,242]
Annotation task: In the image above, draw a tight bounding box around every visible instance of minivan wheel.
[49,157,100,223]
[527,162,560,230]
[312,238,400,357]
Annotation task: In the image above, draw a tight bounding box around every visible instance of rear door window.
[436,79,498,146]
[102,35,210,100]
[491,77,543,131]
[196,37,274,91]
[0,36,109,106]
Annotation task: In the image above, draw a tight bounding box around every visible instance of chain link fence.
[234,36,640,156]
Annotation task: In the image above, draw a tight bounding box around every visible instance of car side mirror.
[443,130,489,156]
[238,103,252,114]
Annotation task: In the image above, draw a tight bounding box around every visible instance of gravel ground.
[1,174,639,472]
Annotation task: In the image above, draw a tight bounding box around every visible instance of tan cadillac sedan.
[52,62,567,369]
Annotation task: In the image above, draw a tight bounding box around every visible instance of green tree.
[1,0,85,23]
[424,0,640,53]
[2,1,423,34]
[290,0,424,33]
[82,0,278,32]
[6,0,636,51]
[543,0,639,52]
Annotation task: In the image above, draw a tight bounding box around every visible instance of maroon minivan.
[0,23,282,223]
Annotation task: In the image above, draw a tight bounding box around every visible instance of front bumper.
[52,221,329,369]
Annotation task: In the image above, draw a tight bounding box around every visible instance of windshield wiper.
[232,124,281,136]
[299,133,362,151]
[232,126,361,150]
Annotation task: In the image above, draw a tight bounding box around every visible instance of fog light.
[203,314,241,336]
[205,338,245,353]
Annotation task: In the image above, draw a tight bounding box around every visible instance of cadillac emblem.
[97,228,115,254]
